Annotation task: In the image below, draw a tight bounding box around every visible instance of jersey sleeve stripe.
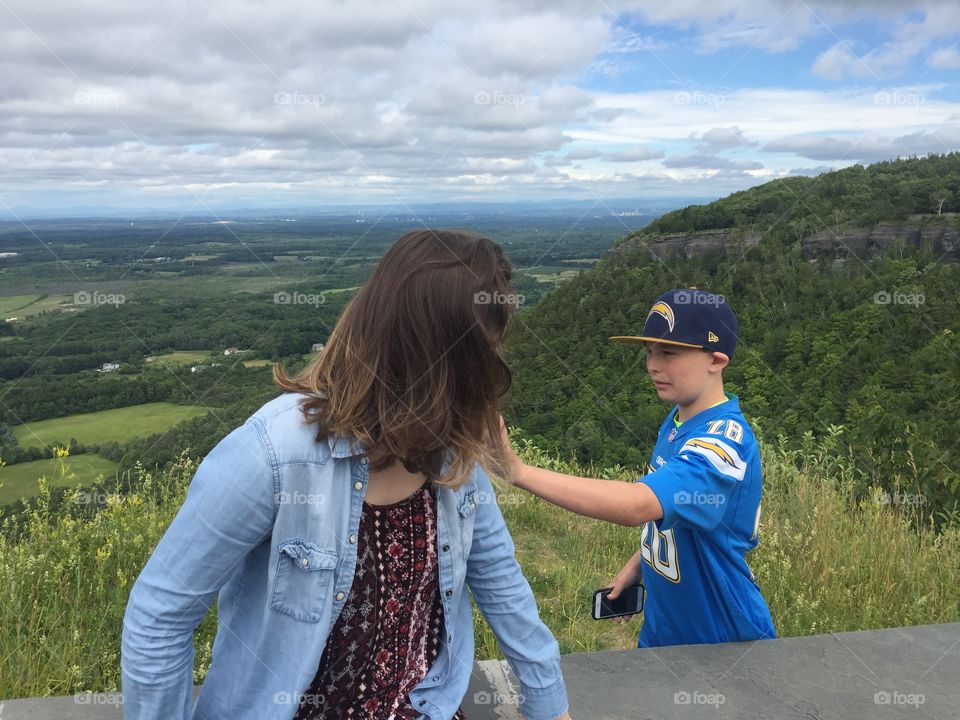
[679,437,746,481]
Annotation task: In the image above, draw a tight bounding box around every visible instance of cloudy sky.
[1,0,958,213]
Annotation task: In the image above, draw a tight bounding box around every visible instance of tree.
[931,188,953,215]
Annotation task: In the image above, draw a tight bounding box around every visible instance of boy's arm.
[500,416,662,526]
[513,463,663,527]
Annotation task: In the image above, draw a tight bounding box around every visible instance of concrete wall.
[3,622,957,719]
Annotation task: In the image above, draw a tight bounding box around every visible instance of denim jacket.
[121,392,568,720]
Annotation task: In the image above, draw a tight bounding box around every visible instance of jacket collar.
[325,433,463,484]
[326,432,366,458]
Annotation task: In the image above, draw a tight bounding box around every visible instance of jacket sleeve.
[465,468,568,720]
[121,417,277,720]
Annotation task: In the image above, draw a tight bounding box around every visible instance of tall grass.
[0,451,217,697]
[2,432,959,699]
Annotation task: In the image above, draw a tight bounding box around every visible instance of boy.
[502,288,776,648]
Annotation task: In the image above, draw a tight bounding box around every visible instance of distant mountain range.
[0,197,712,222]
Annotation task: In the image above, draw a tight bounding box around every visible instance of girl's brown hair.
[273,228,517,488]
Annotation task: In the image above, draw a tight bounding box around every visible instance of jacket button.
[301,557,309,568]
[336,591,345,601]
[442,544,450,552]
[349,534,357,544]
[354,481,363,490]
[444,589,453,598]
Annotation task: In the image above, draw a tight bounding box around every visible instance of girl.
[121,229,571,720]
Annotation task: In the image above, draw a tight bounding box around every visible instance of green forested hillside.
[625,152,960,237]
[505,154,960,522]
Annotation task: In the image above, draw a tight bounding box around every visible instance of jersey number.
[640,522,680,583]
[706,419,743,443]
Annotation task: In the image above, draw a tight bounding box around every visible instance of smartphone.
[592,583,645,620]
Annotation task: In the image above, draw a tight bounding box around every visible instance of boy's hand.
[497,414,525,485]
[606,551,643,624]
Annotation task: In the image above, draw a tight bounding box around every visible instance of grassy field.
[153,350,214,365]
[0,431,957,697]
[516,265,583,283]
[12,402,213,449]
[0,294,41,315]
[0,293,76,319]
[0,454,120,505]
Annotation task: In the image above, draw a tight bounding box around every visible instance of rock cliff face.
[801,215,960,261]
[610,229,762,261]
[610,215,960,263]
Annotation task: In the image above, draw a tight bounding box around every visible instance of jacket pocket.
[455,487,479,556]
[270,539,338,623]
[457,488,478,518]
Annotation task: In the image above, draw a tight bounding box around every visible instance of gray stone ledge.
[3,622,958,719]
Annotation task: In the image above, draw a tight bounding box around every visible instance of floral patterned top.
[293,484,467,720]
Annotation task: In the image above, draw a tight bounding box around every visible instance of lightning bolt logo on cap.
[647,301,675,332]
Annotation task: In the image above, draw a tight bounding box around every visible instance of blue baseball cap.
[609,287,738,359]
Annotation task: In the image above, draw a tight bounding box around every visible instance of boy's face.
[643,342,728,405]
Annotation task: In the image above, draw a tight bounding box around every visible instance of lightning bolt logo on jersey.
[635,392,776,648]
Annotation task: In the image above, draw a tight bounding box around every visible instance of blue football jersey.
[636,392,776,648]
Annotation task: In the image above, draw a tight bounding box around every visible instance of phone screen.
[593,584,645,620]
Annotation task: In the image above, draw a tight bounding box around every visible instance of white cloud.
[458,13,611,77]
[607,147,665,162]
[663,154,764,170]
[812,43,865,81]
[565,148,602,160]
[0,0,958,209]
[763,121,960,162]
[928,45,960,69]
[810,2,960,79]
[583,85,955,144]
[696,126,757,149]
